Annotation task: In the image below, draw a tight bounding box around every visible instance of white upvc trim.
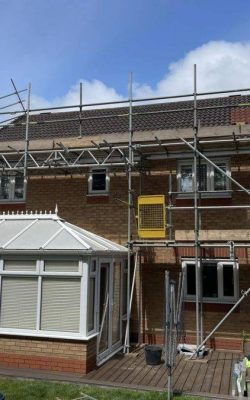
[36,275,42,331]
[36,259,42,332]
[40,271,82,277]
[57,220,91,249]
[41,227,64,249]
[80,258,89,337]
[0,328,99,341]
[87,258,98,336]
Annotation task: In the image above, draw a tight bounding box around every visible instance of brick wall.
[136,260,250,350]
[20,156,250,243]
[0,336,97,374]
[1,155,250,353]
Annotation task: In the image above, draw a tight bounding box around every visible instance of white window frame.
[182,259,239,303]
[177,158,231,198]
[0,174,25,203]
[0,256,126,343]
[87,258,98,336]
[0,257,96,340]
[122,259,128,319]
[88,168,110,195]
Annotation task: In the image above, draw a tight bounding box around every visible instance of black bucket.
[145,345,162,365]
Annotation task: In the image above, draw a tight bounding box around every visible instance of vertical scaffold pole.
[24,83,31,200]
[125,71,133,353]
[79,82,83,138]
[193,65,200,349]
[168,173,173,240]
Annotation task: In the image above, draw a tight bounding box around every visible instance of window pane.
[41,278,81,332]
[123,262,128,315]
[99,265,109,354]
[112,263,121,345]
[214,163,227,191]
[180,165,193,192]
[223,264,234,297]
[14,175,24,199]
[197,164,207,191]
[0,176,10,199]
[44,260,79,272]
[186,263,196,295]
[88,276,95,332]
[92,170,106,191]
[0,277,37,329]
[4,260,36,271]
[202,263,218,298]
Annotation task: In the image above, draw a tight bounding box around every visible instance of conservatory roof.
[0,211,127,254]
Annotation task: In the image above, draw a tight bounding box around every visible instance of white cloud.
[30,41,250,111]
[31,79,126,110]
[134,41,250,99]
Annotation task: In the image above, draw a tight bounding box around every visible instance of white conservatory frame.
[0,255,127,343]
[0,212,128,356]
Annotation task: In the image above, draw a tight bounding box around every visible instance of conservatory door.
[97,261,122,364]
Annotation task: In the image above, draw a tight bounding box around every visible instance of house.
[0,93,249,373]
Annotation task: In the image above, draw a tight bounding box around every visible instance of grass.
[0,378,205,400]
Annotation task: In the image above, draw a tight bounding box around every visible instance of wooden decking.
[0,347,241,398]
[86,346,242,397]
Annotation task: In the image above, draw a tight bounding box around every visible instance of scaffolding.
[1,69,250,354]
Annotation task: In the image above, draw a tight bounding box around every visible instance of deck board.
[210,352,225,394]
[200,350,219,393]
[219,352,233,395]
[174,359,194,391]
[83,347,243,397]
[114,349,145,383]
[191,359,209,393]
[182,361,202,392]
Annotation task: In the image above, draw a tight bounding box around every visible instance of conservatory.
[0,211,128,373]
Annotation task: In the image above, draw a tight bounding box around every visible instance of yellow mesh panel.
[139,204,164,229]
[138,195,166,239]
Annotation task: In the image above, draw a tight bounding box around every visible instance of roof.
[0,211,127,254]
[1,94,250,142]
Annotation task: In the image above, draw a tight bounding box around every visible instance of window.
[0,259,82,336]
[87,260,97,333]
[122,260,128,317]
[0,174,25,201]
[177,159,230,196]
[88,169,110,194]
[182,260,239,303]
[0,277,37,329]
[41,278,81,333]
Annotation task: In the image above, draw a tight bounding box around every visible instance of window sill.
[176,192,232,199]
[0,328,99,341]
[87,193,109,197]
[184,298,237,304]
[0,200,26,204]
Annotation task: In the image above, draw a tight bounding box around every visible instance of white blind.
[4,260,36,271]
[44,261,79,273]
[0,277,37,329]
[41,278,80,333]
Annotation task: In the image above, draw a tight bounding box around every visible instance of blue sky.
[1,0,250,108]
